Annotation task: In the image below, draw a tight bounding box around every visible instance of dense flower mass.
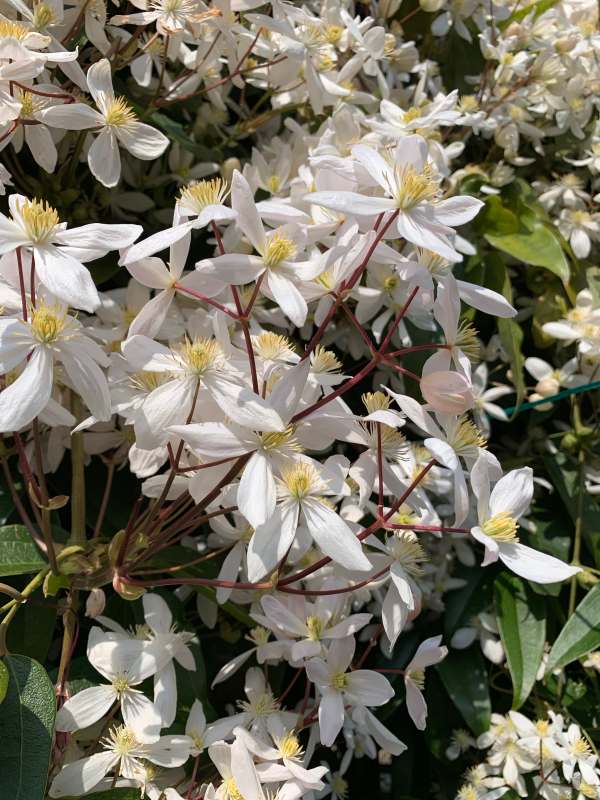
[0,0,599,798]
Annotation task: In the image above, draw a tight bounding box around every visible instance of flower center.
[0,19,29,39]
[18,198,59,244]
[263,232,296,268]
[240,691,279,717]
[330,776,348,799]
[362,391,391,414]
[331,671,348,690]
[111,674,131,695]
[179,177,228,214]
[253,331,295,361]
[224,778,244,800]
[280,462,323,500]
[260,426,300,452]
[104,96,137,127]
[129,371,164,393]
[389,531,426,575]
[246,626,270,646]
[178,337,223,376]
[390,163,440,210]
[29,302,67,344]
[278,732,303,759]
[448,417,487,454]
[32,2,55,29]
[267,175,281,194]
[306,614,325,641]
[310,345,341,374]
[408,668,425,689]
[481,512,519,542]
[105,724,138,756]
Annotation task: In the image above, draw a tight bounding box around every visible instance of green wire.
[503,379,600,416]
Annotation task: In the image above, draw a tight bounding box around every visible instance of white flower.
[255,591,372,662]
[49,723,191,798]
[55,634,164,741]
[403,635,447,730]
[121,333,286,449]
[245,457,371,581]
[196,171,325,327]
[40,59,169,187]
[0,301,111,432]
[469,455,581,583]
[306,637,394,746]
[309,136,483,261]
[0,194,141,311]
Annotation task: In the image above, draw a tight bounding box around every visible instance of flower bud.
[420,370,474,415]
[85,588,106,618]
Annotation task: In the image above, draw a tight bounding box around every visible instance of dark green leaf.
[494,573,546,708]
[436,646,491,734]
[0,525,46,577]
[547,583,600,672]
[6,598,57,663]
[0,655,56,800]
[79,791,143,800]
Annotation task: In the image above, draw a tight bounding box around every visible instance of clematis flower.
[245,456,371,581]
[120,177,237,266]
[469,455,581,583]
[196,171,325,327]
[169,359,311,528]
[55,635,164,741]
[254,591,372,662]
[0,300,111,432]
[306,637,394,746]
[0,194,142,311]
[404,635,448,730]
[121,333,286,449]
[308,136,483,261]
[40,58,168,187]
[49,722,191,798]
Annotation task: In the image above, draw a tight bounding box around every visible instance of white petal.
[489,467,533,519]
[302,498,371,572]
[309,191,394,217]
[247,502,299,582]
[88,128,121,188]
[34,245,100,312]
[55,684,116,732]
[238,451,276,528]
[318,688,345,746]
[49,752,118,798]
[267,270,308,327]
[205,374,285,432]
[117,121,169,159]
[121,225,195,266]
[345,670,394,706]
[121,689,162,742]
[154,661,177,727]
[40,102,103,130]
[0,347,52,433]
[231,170,266,253]
[498,542,581,583]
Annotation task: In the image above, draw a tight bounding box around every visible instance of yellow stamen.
[263,232,296,268]
[104,96,137,127]
[18,198,59,244]
[481,511,519,542]
[179,177,228,213]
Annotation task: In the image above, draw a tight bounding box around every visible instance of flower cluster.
[456,711,600,800]
[0,0,598,797]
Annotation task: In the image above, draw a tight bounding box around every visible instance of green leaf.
[547,583,600,672]
[0,525,45,577]
[0,660,8,703]
[479,190,570,283]
[543,453,600,567]
[436,645,491,734]
[444,565,491,637]
[7,598,57,664]
[0,655,56,800]
[149,112,221,161]
[499,0,559,28]
[483,254,526,407]
[494,573,546,708]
